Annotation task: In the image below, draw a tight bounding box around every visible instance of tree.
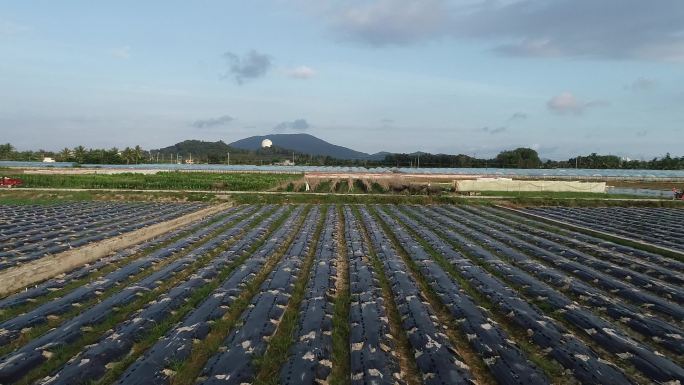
[121,147,135,164]
[72,146,87,164]
[133,145,143,164]
[495,148,541,168]
[0,143,14,159]
[58,148,72,162]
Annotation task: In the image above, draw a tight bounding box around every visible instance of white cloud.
[547,92,608,115]
[284,66,316,79]
[110,46,131,59]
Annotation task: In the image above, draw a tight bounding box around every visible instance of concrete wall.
[0,202,232,297]
[456,179,606,193]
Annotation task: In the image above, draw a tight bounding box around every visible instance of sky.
[1,0,683,160]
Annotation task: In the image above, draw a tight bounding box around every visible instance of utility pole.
[417,154,420,168]
[227,152,230,165]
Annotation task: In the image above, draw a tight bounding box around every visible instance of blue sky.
[1,0,683,159]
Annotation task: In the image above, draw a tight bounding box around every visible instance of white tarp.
[456,179,606,193]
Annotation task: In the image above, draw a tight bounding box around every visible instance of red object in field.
[0,177,22,188]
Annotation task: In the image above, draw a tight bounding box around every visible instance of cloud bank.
[308,0,684,61]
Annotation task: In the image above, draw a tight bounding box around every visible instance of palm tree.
[73,146,87,164]
[133,145,143,164]
[59,148,71,162]
[0,143,14,159]
[121,147,134,164]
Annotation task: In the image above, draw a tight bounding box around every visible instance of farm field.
[10,172,300,192]
[0,202,206,270]
[525,206,684,252]
[0,203,682,385]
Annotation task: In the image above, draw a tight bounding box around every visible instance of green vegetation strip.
[170,205,311,385]
[368,206,497,385]
[15,172,300,191]
[0,206,261,358]
[330,205,351,385]
[0,189,224,204]
[14,207,279,385]
[351,206,421,385]
[253,206,327,385]
[96,206,292,385]
[0,208,241,320]
[396,206,570,383]
[231,192,477,205]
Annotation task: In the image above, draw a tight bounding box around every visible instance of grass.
[170,206,310,385]
[350,206,421,385]
[335,180,349,193]
[231,192,478,205]
[13,172,301,191]
[0,190,96,204]
[498,196,684,207]
[313,180,332,193]
[0,189,224,204]
[477,190,644,199]
[253,206,326,384]
[330,205,351,385]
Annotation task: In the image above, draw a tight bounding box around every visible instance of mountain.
[367,151,392,161]
[156,140,239,157]
[229,133,371,160]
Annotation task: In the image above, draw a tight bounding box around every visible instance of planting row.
[525,206,684,252]
[0,203,682,385]
[0,202,207,269]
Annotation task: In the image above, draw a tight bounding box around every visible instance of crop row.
[0,203,682,385]
[0,202,206,269]
[525,206,684,252]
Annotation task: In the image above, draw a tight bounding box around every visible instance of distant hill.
[155,140,239,157]
[366,151,392,161]
[229,133,371,160]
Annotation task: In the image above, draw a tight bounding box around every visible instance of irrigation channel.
[0,202,682,385]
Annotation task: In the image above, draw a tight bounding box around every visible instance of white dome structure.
[261,138,273,148]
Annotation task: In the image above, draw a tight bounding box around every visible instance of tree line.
[1,143,683,169]
[0,144,145,164]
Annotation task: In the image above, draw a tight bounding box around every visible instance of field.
[10,172,300,191]
[0,202,205,269]
[0,203,682,385]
